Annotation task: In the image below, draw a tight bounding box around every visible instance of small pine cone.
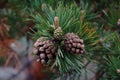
[64,33,84,54]
[33,37,57,64]
[54,27,63,40]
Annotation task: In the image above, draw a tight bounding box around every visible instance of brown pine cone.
[33,37,57,64]
[64,33,84,54]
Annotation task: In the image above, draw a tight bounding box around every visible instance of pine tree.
[0,0,120,80]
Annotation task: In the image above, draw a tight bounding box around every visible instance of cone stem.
[54,16,59,29]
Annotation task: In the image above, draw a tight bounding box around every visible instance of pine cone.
[33,37,57,64]
[54,27,63,40]
[64,33,84,54]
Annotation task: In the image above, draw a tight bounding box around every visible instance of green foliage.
[96,30,120,79]
[79,1,97,21]
[0,8,26,38]
[30,13,54,40]
[51,47,83,74]
[77,23,98,54]
[102,32,120,55]
[105,56,120,79]
[8,0,75,12]
[103,3,120,29]
[44,3,81,34]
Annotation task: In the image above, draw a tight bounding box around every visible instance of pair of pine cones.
[33,27,85,64]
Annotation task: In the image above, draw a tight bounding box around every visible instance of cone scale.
[64,33,84,54]
[33,37,57,64]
